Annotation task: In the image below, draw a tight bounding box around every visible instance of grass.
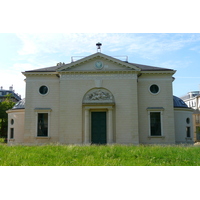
[0,144,200,166]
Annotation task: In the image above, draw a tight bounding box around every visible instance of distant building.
[0,86,21,103]
[181,91,200,141]
[6,51,194,145]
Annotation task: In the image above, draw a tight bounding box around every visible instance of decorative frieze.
[60,72,137,80]
[83,89,114,104]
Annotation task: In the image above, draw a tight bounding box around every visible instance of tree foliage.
[0,94,15,138]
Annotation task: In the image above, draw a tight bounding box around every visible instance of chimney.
[0,86,3,90]
[9,85,13,91]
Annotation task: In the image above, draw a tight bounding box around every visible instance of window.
[186,118,190,124]
[10,128,14,139]
[39,86,48,95]
[150,84,159,94]
[11,119,14,125]
[37,113,48,137]
[186,127,191,138]
[150,112,162,136]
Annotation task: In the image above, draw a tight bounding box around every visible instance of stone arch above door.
[83,88,115,105]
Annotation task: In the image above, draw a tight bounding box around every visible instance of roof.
[0,89,21,101]
[173,96,188,108]
[180,91,200,100]
[12,98,25,109]
[26,66,59,72]
[128,62,174,71]
[25,62,173,73]
[24,53,174,73]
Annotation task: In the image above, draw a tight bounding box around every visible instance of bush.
[0,138,5,143]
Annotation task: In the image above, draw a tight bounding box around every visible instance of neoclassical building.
[181,91,200,141]
[7,52,194,145]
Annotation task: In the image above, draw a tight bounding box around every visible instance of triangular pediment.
[57,52,141,72]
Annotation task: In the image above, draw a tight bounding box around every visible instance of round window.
[39,86,48,95]
[11,119,14,125]
[150,84,159,94]
[186,118,190,124]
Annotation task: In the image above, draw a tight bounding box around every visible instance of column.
[84,108,90,144]
[107,108,113,144]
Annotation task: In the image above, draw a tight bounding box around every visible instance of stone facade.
[6,52,194,145]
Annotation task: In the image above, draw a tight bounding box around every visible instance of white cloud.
[15,33,200,61]
[158,60,192,70]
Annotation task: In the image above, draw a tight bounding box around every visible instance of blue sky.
[0,33,200,98]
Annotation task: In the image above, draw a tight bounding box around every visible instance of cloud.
[158,60,192,70]
[16,33,200,60]
[190,45,200,53]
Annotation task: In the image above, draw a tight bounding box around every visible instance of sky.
[0,33,200,98]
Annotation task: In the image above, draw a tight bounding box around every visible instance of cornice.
[6,109,25,114]
[141,70,176,75]
[58,70,138,74]
[22,72,59,76]
[174,107,194,112]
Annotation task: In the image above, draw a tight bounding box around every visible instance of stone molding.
[60,72,137,80]
[83,88,114,104]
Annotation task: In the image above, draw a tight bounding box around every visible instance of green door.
[91,112,107,144]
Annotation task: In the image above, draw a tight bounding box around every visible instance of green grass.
[1,144,200,166]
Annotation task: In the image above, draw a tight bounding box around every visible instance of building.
[181,91,200,141]
[6,51,194,145]
[0,86,21,103]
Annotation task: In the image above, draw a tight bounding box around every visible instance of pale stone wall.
[24,74,60,144]
[138,73,175,144]
[7,109,25,145]
[59,72,139,145]
[104,77,139,144]
[174,108,194,143]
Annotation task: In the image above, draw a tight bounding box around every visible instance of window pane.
[150,84,159,94]
[37,113,48,136]
[10,128,14,139]
[150,112,161,136]
[39,86,48,95]
[186,127,191,137]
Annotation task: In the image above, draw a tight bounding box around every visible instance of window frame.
[34,108,52,138]
[39,85,49,96]
[147,107,164,137]
[149,84,160,95]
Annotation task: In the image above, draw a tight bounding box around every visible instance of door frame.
[83,105,114,145]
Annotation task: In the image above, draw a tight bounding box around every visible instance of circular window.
[39,86,48,95]
[186,118,190,124]
[150,84,159,94]
[11,119,14,125]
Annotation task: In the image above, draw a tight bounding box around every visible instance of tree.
[0,94,15,138]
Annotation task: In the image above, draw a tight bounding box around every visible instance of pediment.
[57,52,140,72]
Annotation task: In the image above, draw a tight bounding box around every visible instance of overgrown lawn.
[0,144,200,166]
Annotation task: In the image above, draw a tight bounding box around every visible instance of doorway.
[91,112,107,144]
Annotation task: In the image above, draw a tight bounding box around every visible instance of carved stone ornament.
[83,89,114,104]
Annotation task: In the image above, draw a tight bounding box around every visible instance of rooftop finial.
[96,42,102,52]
